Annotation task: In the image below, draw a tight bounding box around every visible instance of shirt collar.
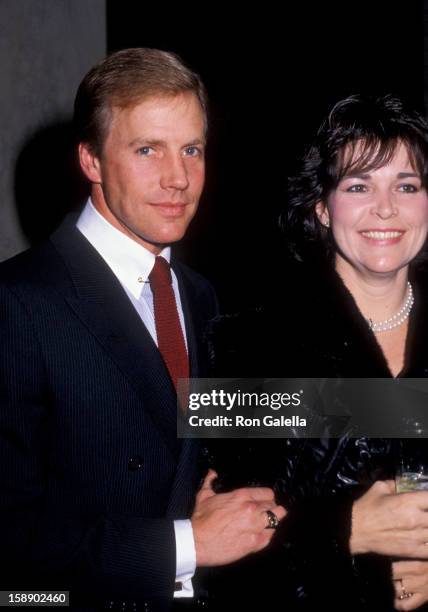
[76,199,171,299]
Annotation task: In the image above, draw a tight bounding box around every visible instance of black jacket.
[204,262,428,611]
[0,217,218,611]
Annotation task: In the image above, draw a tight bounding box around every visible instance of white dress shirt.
[76,200,195,597]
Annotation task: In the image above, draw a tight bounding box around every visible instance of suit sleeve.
[0,284,176,604]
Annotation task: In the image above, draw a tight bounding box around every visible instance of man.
[0,49,285,611]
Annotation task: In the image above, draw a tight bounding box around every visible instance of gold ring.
[264,510,279,529]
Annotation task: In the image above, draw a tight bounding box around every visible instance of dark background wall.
[107,2,425,309]
[1,1,425,310]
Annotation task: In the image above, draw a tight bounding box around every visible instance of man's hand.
[191,470,286,567]
[350,480,428,558]
[393,560,428,610]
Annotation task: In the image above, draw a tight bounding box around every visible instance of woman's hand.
[350,480,428,558]
[393,560,428,610]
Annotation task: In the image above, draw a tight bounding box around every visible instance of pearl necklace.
[367,282,414,333]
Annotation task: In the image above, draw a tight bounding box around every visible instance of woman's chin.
[336,253,410,279]
[359,261,410,278]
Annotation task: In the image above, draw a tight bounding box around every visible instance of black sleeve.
[274,493,395,610]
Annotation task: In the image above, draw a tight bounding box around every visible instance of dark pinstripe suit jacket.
[0,217,218,609]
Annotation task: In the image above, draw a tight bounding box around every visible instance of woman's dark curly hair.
[283,94,428,262]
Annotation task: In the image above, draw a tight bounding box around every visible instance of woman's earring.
[324,219,330,227]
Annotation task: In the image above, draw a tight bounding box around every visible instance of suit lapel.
[49,219,181,458]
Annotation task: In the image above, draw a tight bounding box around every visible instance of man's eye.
[184,146,202,157]
[398,183,418,193]
[346,184,367,193]
[137,146,153,156]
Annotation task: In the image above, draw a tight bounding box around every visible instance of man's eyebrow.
[185,139,206,146]
[128,138,165,148]
[128,137,206,148]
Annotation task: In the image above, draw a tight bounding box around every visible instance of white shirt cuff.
[173,519,196,598]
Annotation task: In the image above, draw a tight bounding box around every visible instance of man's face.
[80,92,206,253]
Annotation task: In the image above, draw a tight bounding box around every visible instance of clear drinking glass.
[395,439,428,493]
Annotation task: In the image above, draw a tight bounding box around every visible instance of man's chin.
[133,231,187,254]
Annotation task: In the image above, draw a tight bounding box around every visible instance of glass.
[395,438,428,493]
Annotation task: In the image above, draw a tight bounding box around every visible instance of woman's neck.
[335,257,409,325]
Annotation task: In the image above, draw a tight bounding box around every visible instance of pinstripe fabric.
[0,216,218,611]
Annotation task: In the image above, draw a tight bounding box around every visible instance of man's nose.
[160,154,189,190]
[370,191,398,220]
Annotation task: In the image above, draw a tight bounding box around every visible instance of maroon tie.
[149,256,189,392]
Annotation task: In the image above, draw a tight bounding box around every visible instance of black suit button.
[128,455,144,471]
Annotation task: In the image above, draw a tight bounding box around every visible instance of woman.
[206,94,428,611]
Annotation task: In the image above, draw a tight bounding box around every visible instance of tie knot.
[149,256,172,289]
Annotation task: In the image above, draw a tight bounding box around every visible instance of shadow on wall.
[14,122,89,245]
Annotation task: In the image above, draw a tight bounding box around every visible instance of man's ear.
[78,142,102,184]
[315,201,330,228]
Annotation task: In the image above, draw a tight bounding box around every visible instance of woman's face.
[316,142,428,280]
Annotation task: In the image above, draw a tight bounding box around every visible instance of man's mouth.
[151,202,188,217]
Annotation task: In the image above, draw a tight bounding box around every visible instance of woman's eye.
[346,184,367,193]
[398,183,418,193]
